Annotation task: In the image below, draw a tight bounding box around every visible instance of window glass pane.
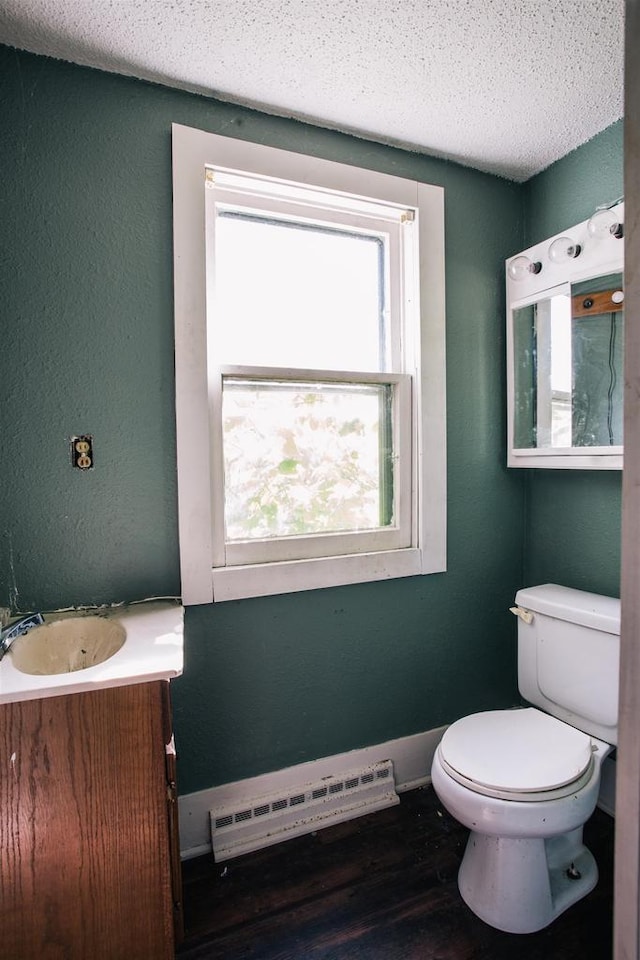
[222,378,394,541]
[214,213,386,370]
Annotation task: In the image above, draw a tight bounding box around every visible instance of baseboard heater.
[210,759,399,861]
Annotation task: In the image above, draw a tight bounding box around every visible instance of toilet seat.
[438,707,595,802]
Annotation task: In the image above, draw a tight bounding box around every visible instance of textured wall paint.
[1,49,181,610]
[524,120,623,245]
[1,46,527,795]
[522,121,623,597]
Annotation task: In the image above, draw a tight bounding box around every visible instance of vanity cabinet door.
[162,679,185,943]
[0,681,177,960]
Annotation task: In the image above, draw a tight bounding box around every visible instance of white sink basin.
[10,616,126,675]
[0,601,183,704]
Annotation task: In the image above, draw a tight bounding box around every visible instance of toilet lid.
[439,708,594,794]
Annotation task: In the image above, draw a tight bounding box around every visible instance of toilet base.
[458,826,598,934]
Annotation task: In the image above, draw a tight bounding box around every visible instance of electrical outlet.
[71,435,93,469]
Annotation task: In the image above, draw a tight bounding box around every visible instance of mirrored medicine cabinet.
[506,202,624,469]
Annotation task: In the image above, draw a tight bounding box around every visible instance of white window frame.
[172,123,446,604]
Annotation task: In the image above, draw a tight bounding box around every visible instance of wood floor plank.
[177,786,614,960]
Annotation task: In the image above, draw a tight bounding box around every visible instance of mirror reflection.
[513,272,623,451]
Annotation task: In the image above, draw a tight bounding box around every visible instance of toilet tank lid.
[515,584,620,635]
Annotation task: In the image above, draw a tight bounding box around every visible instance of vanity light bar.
[507,201,624,286]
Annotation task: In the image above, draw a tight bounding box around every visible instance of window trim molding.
[172,122,446,604]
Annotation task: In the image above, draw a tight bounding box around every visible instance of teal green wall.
[522,120,623,597]
[7,48,621,799]
[524,121,623,246]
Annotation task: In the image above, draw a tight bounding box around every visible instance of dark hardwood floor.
[177,786,614,959]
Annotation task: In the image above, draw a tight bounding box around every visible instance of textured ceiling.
[0,0,624,181]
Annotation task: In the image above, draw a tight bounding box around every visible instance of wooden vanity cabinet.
[0,680,182,960]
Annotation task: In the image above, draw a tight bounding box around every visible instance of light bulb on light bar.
[587,208,624,239]
[507,255,542,282]
[548,236,582,264]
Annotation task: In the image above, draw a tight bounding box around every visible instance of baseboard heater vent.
[210,759,399,861]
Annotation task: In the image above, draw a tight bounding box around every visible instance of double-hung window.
[172,124,446,603]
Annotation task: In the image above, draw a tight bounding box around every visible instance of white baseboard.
[178,725,447,860]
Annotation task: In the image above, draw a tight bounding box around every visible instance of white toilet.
[431,583,619,934]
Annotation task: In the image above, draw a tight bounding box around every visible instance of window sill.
[211,548,432,602]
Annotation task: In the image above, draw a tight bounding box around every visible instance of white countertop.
[0,600,184,705]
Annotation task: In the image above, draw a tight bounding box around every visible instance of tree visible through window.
[222,378,394,542]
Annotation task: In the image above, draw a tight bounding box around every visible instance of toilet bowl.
[430,585,619,934]
[431,707,610,933]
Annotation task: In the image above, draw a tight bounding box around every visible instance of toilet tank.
[515,583,620,745]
